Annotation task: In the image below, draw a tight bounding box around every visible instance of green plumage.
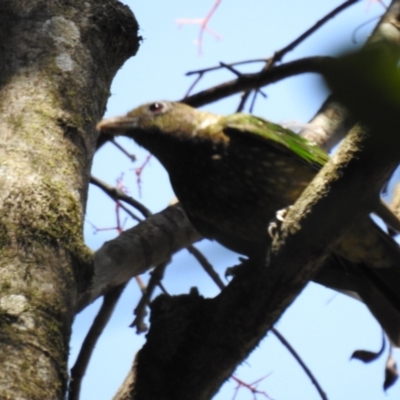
[224,113,329,168]
[97,100,400,345]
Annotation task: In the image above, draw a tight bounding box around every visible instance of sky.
[69,1,400,399]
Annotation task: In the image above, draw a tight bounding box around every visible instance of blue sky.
[69,1,400,399]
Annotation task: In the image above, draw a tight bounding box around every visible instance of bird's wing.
[223,113,329,169]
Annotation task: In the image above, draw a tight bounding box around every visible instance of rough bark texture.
[0,1,139,398]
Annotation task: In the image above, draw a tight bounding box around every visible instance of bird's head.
[96,101,223,143]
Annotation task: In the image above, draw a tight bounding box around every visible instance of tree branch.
[77,205,202,311]
[69,283,127,400]
[181,56,330,107]
[270,0,360,65]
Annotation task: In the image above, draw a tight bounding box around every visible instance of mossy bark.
[0,1,140,398]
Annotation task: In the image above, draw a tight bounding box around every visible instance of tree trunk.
[0,1,139,398]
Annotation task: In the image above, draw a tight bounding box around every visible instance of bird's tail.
[314,255,400,346]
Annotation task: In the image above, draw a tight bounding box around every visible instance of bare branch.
[185,0,358,97]
[272,329,328,400]
[270,0,360,66]
[69,284,127,400]
[181,56,330,107]
[110,139,137,162]
[90,175,151,219]
[187,245,225,290]
[131,262,169,333]
[186,58,268,77]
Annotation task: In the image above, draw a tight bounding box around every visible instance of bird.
[97,100,400,345]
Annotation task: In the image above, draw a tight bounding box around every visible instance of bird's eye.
[148,102,165,114]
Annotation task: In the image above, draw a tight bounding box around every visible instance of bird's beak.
[96,115,138,134]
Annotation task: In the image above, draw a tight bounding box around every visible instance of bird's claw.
[267,221,279,239]
[276,207,291,222]
[268,206,293,239]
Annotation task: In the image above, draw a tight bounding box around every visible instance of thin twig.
[131,262,169,333]
[184,72,204,98]
[271,0,360,65]
[177,0,222,55]
[187,245,225,290]
[110,139,137,161]
[134,154,152,198]
[157,280,169,295]
[236,91,252,112]
[186,59,268,76]
[69,284,127,400]
[231,374,273,400]
[249,89,267,113]
[219,61,242,77]
[240,0,359,111]
[271,328,328,400]
[90,175,152,218]
[197,0,222,54]
[183,0,358,107]
[118,201,141,222]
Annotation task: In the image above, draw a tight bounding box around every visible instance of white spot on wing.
[198,117,215,130]
[192,114,220,137]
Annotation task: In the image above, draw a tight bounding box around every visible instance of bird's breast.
[168,143,316,255]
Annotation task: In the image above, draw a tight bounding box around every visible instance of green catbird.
[97,101,400,345]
